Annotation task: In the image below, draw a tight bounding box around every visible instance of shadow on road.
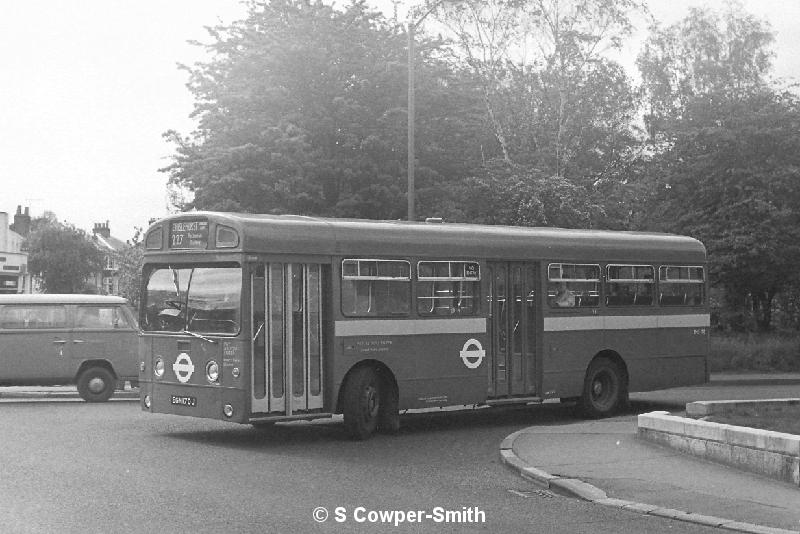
[159,400,646,451]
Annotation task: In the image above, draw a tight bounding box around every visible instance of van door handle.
[73,339,85,344]
[52,340,67,345]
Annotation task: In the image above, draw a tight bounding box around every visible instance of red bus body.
[138,213,708,437]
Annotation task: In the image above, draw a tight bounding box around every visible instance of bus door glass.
[250,263,323,415]
[488,262,536,397]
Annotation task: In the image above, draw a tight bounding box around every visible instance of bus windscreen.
[142,265,242,335]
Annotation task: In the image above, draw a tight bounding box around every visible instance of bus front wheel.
[343,367,381,440]
[578,358,626,418]
[77,366,116,403]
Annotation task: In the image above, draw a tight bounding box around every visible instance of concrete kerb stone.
[638,401,800,486]
[500,428,800,534]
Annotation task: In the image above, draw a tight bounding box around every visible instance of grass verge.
[709,333,800,372]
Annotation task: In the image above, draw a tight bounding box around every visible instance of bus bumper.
[140,381,248,424]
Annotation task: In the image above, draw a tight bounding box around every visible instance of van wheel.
[342,367,380,440]
[77,367,116,403]
[578,358,625,418]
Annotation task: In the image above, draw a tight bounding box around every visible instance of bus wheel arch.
[338,361,399,439]
[577,351,629,418]
[75,361,117,403]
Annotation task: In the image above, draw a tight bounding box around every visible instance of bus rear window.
[142,265,242,334]
[659,266,705,306]
[548,263,600,308]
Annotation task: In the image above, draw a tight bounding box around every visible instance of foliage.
[24,214,105,294]
[709,332,800,372]
[638,5,774,140]
[160,0,800,336]
[637,5,800,331]
[115,228,145,307]
[431,0,644,228]
[162,0,485,220]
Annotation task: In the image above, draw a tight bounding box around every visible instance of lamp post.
[407,1,448,222]
[407,21,416,222]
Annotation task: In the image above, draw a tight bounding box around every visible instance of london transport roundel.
[173,353,195,383]
[460,339,485,369]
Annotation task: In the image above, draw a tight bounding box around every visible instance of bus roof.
[149,212,707,263]
[0,294,129,305]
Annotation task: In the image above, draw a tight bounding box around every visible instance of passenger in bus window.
[554,283,575,307]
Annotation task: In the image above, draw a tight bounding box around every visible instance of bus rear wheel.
[77,366,116,403]
[578,358,626,418]
[343,367,381,440]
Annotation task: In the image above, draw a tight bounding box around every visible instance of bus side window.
[547,263,600,308]
[341,259,410,317]
[416,261,480,316]
[605,265,654,307]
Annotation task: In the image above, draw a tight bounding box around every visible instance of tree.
[24,213,105,294]
[162,0,485,220]
[425,0,644,228]
[637,5,774,142]
[434,0,644,178]
[637,6,800,331]
[115,228,145,308]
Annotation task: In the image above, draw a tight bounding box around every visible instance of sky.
[2,0,799,242]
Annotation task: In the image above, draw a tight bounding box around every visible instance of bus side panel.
[540,330,604,400]
[627,355,707,392]
[333,332,488,411]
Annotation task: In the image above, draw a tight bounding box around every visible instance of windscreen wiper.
[181,329,216,344]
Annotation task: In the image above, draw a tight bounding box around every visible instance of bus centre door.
[487,262,537,398]
[249,263,324,416]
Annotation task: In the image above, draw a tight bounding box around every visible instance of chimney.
[10,205,31,237]
[93,221,111,238]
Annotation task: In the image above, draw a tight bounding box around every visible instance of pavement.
[502,373,800,534]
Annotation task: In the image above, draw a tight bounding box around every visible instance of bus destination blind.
[169,220,209,249]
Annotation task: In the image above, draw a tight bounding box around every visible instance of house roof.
[93,233,126,252]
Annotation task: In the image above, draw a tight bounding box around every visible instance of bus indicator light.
[154,357,165,378]
[205,360,220,383]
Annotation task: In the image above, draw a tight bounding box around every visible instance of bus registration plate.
[171,395,196,407]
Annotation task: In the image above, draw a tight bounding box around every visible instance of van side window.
[0,305,67,329]
[76,306,131,329]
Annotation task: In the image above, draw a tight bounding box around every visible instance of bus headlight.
[143,395,151,409]
[154,357,165,378]
[223,404,234,418]
[206,360,220,383]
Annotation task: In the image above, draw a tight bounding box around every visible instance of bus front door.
[250,263,324,416]
[488,262,537,398]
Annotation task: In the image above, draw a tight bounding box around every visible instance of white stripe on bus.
[544,314,710,332]
[335,318,487,337]
[335,314,710,337]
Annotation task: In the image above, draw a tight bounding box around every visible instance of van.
[0,294,139,402]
